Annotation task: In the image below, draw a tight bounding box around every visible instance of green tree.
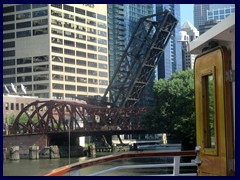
[141,69,196,150]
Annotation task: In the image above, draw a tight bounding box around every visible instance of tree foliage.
[141,69,196,150]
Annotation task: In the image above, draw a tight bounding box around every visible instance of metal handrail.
[43,151,196,176]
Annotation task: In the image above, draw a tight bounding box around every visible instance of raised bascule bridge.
[8,10,178,148]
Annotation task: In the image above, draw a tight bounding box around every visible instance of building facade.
[194,4,210,30]
[156,4,182,79]
[3,4,109,100]
[207,5,235,21]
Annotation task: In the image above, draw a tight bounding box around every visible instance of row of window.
[51,38,107,53]
[4,10,48,22]
[51,47,107,61]
[3,27,48,40]
[3,56,48,66]
[52,84,106,93]
[52,74,108,85]
[51,17,106,29]
[51,4,106,21]
[52,65,108,77]
[51,27,107,37]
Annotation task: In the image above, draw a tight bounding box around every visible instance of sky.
[180,4,194,26]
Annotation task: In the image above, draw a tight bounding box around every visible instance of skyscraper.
[156,4,182,79]
[180,21,199,70]
[194,4,210,30]
[3,4,109,100]
[108,4,156,107]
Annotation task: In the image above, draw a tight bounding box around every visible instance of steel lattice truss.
[102,10,178,108]
[11,100,146,134]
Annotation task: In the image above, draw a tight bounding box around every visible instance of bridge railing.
[43,151,197,176]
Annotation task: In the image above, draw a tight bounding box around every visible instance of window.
[87,27,96,34]
[33,74,49,81]
[33,65,49,72]
[64,13,74,20]
[52,65,63,72]
[3,50,15,57]
[65,75,75,82]
[3,24,15,31]
[53,93,64,99]
[3,32,15,40]
[76,25,86,32]
[99,80,108,85]
[33,28,48,36]
[98,30,107,37]
[32,10,48,17]
[76,33,86,40]
[77,86,87,92]
[17,22,31,30]
[16,103,19,111]
[88,70,97,76]
[51,19,62,27]
[64,4,74,12]
[52,56,63,62]
[87,36,96,43]
[52,74,63,81]
[88,78,98,84]
[75,8,85,15]
[65,85,75,91]
[87,19,96,26]
[77,68,86,74]
[98,22,106,29]
[3,77,16,84]
[65,58,75,64]
[97,14,106,21]
[64,49,75,55]
[53,83,64,90]
[64,40,75,47]
[3,41,15,49]
[64,22,74,29]
[76,16,85,24]
[88,53,97,59]
[16,4,30,11]
[33,55,48,63]
[203,74,215,148]
[52,47,63,54]
[32,4,47,9]
[3,6,14,13]
[87,11,96,18]
[3,59,15,66]
[52,37,63,44]
[76,42,86,49]
[51,10,62,17]
[17,76,32,82]
[17,30,31,38]
[89,87,98,93]
[98,47,107,53]
[16,12,31,20]
[76,51,86,57]
[17,67,32,74]
[77,60,86,66]
[99,63,107,69]
[64,31,74,38]
[52,28,62,36]
[99,55,107,61]
[17,57,32,64]
[3,15,14,22]
[88,61,97,68]
[77,77,87,83]
[65,67,75,73]
[99,72,108,77]
[51,4,62,9]
[33,19,48,26]
[3,68,15,75]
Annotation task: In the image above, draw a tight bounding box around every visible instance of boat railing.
[43,151,197,176]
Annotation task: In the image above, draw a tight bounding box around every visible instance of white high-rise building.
[181,21,199,70]
[3,4,109,100]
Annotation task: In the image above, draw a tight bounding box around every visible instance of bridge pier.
[29,145,39,160]
[9,146,20,160]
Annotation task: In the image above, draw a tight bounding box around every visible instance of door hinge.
[225,70,235,82]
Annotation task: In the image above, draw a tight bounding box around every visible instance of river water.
[3,152,182,176]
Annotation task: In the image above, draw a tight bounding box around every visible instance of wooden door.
[194,46,234,176]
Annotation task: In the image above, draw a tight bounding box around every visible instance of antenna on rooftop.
[11,83,17,94]
[21,84,27,94]
[4,85,10,94]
